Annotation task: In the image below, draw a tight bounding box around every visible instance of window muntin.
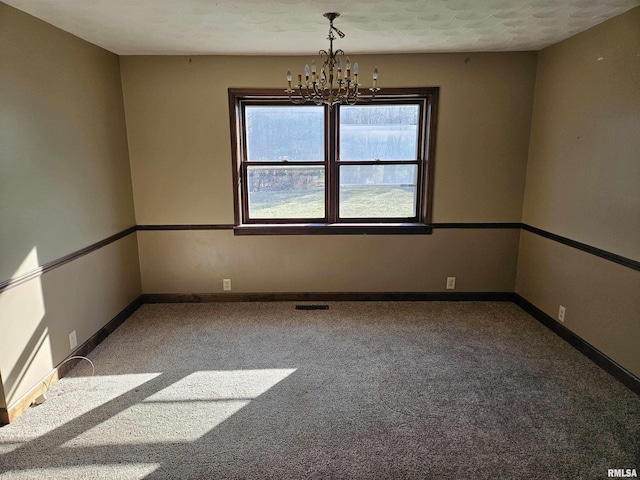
[230,88,438,230]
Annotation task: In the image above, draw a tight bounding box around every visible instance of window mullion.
[327,105,338,223]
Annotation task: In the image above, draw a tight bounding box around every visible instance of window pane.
[245,106,324,161]
[247,166,325,219]
[339,105,420,161]
[339,164,418,218]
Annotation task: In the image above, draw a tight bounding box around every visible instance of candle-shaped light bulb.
[354,62,359,75]
[346,56,351,78]
[304,64,310,81]
[287,69,292,82]
[311,59,316,82]
[373,66,378,88]
[346,57,351,71]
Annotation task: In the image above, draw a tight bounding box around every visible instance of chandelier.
[286,12,379,107]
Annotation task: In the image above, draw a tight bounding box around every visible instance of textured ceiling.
[4,0,639,55]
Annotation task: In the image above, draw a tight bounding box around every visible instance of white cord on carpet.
[32,356,95,406]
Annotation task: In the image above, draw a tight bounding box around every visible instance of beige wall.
[0,4,140,409]
[121,53,536,224]
[0,376,5,409]
[121,52,536,293]
[517,7,640,378]
[522,7,640,260]
[138,229,520,294]
[1,4,137,280]
[0,236,141,406]
[517,231,640,377]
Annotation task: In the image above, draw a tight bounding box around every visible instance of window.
[229,88,438,234]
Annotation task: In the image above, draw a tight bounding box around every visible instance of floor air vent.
[295,305,329,310]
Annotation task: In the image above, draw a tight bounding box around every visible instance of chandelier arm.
[285,85,307,105]
[286,89,308,105]
[339,76,350,97]
[312,81,322,98]
[347,79,355,98]
[302,84,316,102]
[318,49,330,89]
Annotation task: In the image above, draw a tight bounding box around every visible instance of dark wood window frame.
[228,87,439,235]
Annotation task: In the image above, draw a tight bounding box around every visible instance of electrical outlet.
[558,306,566,323]
[69,330,77,350]
[223,279,232,291]
[446,277,456,290]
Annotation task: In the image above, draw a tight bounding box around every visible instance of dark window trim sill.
[233,223,433,235]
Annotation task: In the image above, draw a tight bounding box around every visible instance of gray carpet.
[0,302,638,479]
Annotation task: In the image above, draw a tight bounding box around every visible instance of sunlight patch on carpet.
[145,369,298,401]
[62,369,296,446]
[0,373,162,442]
[0,464,160,479]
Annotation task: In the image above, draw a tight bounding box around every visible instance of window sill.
[233,223,433,236]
